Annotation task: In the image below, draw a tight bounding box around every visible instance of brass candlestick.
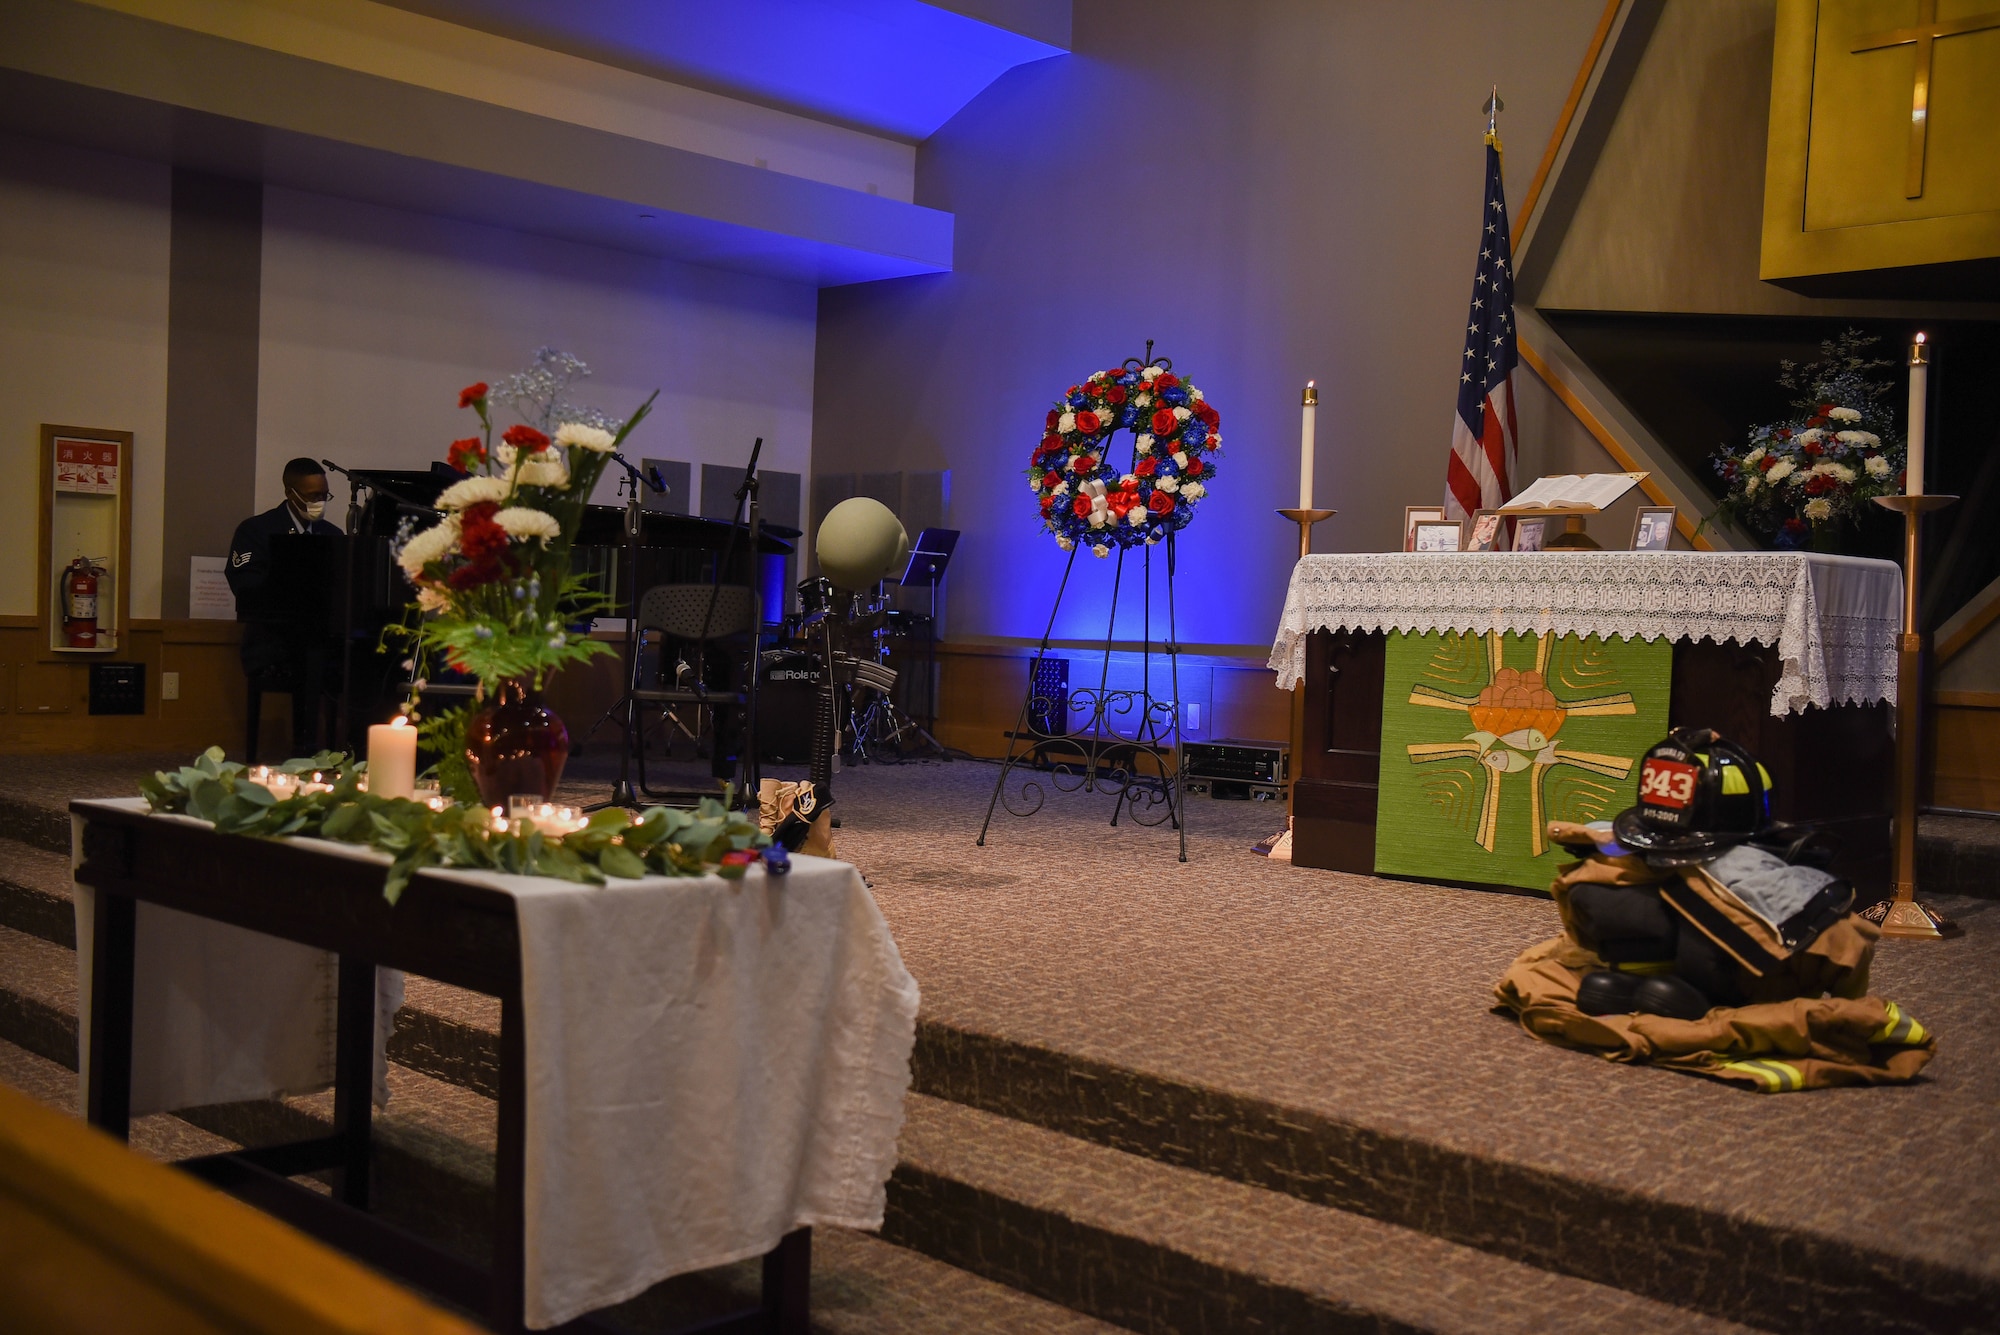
[1277,507,1337,560]
[1862,491,1960,939]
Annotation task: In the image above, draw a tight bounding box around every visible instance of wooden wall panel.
[0,619,245,755]
[1932,693,2000,813]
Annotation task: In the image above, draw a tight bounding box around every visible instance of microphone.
[321,458,352,478]
[646,466,668,495]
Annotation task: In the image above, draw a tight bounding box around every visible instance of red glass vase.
[465,679,570,808]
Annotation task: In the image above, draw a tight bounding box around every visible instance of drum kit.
[781,575,941,765]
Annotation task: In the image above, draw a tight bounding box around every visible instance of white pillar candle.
[1299,380,1318,509]
[366,715,419,800]
[1905,334,1927,496]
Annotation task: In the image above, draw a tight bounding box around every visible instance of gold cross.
[1852,0,2000,198]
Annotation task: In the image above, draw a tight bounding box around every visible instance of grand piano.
[267,467,795,753]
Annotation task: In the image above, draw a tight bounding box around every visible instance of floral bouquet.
[388,350,654,795]
[1711,330,1905,550]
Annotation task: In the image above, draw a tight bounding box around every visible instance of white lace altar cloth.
[1268,552,1901,716]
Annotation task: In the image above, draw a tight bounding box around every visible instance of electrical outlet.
[1185,701,1201,733]
[161,671,180,701]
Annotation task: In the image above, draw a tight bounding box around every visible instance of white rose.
[1135,435,1154,453]
[1804,498,1833,521]
[554,422,616,452]
[1159,476,1180,493]
[1173,451,1189,469]
[1765,459,1795,483]
[494,507,561,545]
[1092,544,1110,558]
[396,516,460,578]
[1828,407,1861,422]
[1173,406,1191,421]
[1182,482,1206,500]
[1058,412,1076,433]
[437,476,510,510]
[1865,455,1892,478]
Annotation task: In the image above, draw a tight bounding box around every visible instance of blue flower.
[1068,391,1089,408]
[1162,386,1188,407]
[1182,421,1207,447]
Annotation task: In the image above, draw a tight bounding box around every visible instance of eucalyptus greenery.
[140,748,769,905]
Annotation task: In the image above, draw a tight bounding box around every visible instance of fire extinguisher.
[61,556,102,649]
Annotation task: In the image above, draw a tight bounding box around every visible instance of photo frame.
[1630,506,1677,552]
[1465,508,1504,552]
[1402,505,1445,552]
[1511,516,1547,552]
[1411,519,1464,554]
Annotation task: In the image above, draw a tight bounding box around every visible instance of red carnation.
[1155,373,1179,389]
[1151,408,1177,436]
[1135,457,1158,476]
[1758,455,1777,472]
[1106,384,1127,405]
[1073,496,1092,518]
[1075,409,1102,433]
[1042,470,1062,489]
[1148,490,1176,515]
[1802,440,1822,457]
[458,381,488,409]
[501,424,550,452]
[448,436,486,472]
[1046,409,1061,430]
[1774,427,1792,440]
[458,500,510,564]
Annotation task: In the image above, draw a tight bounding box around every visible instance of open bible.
[1498,471,1647,513]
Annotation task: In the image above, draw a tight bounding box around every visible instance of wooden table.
[1290,632,1893,890]
[74,801,810,1335]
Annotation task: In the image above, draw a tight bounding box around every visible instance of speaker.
[756,651,822,764]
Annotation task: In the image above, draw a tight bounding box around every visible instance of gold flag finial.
[1482,86,1503,149]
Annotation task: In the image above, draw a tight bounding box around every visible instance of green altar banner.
[1374,630,1670,893]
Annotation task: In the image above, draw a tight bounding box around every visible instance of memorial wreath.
[1028,359,1222,555]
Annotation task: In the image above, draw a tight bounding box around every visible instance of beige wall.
[0,133,170,619]
[255,185,818,518]
[1535,0,2000,320]
[814,0,1620,652]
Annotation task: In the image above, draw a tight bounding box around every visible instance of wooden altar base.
[1291,630,1895,891]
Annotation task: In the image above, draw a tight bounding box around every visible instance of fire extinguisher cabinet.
[39,426,132,656]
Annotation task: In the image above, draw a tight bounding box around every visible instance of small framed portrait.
[1511,516,1547,552]
[1412,519,1464,553]
[1403,505,1445,552]
[1465,508,1504,552]
[1630,506,1677,552]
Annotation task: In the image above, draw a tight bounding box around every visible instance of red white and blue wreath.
[1028,361,1222,555]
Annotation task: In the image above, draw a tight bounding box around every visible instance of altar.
[1271,552,1904,892]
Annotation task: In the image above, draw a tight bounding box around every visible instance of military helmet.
[1610,728,1772,866]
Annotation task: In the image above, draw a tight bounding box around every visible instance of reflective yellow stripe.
[1719,1059,1803,1093]
[1871,1002,1928,1046]
[1613,960,1675,975]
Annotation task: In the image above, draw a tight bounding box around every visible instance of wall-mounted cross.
[1852,0,2000,198]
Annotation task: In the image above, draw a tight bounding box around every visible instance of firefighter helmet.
[1611,728,1772,866]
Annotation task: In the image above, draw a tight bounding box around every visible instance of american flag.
[1445,141,1517,521]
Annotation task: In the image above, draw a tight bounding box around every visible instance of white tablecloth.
[72,801,920,1330]
[1268,551,1902,716]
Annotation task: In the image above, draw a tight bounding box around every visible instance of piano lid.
[575,505,795,555]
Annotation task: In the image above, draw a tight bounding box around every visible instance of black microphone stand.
[321,458,368,753]
[590,452,665,810]
[730,438,767,810]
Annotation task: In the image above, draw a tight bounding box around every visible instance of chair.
[629,583,759,796]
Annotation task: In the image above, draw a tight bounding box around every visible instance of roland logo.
[770,668,818,681]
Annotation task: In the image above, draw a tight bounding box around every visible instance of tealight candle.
[367,715,419,800]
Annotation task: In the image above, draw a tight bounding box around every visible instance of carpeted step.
[0,922,78,1069]
[887,1092,1752,1335]
[1919,813,2000,901]
[0,1036,1126,1334]
[0,834,77,947]
[0,789,72,857]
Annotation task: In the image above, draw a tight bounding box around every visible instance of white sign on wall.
[189,556,237,620]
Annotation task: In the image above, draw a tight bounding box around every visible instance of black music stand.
[899,529,957,734]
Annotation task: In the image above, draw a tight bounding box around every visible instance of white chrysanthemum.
[1135,435,1154,453]
[397,516,460,578]
[1091,544,1110,558]
[1795,429,1824,444]
[437,475,510,510]
[1828,407,1861,422]
[1804,498,1833,521]
[1835,430,1879,447]
[495,441,567,487]
[555,421,616,453]
[1746,446,1766,463]
[1828,463,1856,483]
[494,507,560,545]
[1058,412,1076,433]
[1766,459,1795,483]
[1173,406,1192,421]
[1865,455,1892,478]
[416,585,449,612]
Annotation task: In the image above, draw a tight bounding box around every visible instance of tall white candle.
[1905,334,1927,496]
[367,714,419,800]
[1299,380,1318,509]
